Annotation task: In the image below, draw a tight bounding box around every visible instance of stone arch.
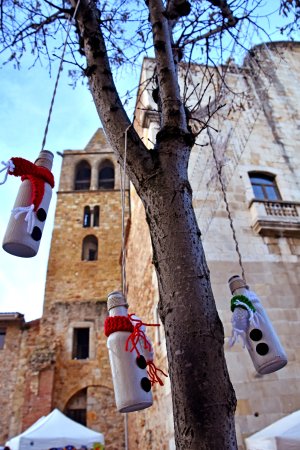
[98,159,115,189]
[58,383,124,448]
[74,160,91,190]
[82,235,98,261]
[64,387,87,425]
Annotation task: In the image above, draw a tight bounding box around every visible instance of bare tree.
[0,1,297,449]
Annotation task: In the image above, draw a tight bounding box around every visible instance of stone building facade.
[0,41,300,450]
[126,41,300,449]
[0,129,129,449]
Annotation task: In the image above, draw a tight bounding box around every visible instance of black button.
[250,329,263,341]
[31,226,42,241]
[36,208,47,222]
[256,343,269,356]
[136,355,147,369]
[141,377,151,392]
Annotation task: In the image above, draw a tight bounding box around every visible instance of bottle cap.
[35,150,54,170]
[107,290,129,311]
[228,275,248,294]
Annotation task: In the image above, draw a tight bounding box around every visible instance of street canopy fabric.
[6,408,104,450]
[245,410,300,450]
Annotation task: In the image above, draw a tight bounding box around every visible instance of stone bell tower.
[44,128,129,308]
[36,128,129,449]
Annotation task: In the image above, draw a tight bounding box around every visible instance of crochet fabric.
[9,157,55,211]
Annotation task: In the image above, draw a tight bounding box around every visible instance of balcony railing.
[249,199,300,237]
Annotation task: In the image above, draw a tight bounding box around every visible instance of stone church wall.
[126,41,300,449]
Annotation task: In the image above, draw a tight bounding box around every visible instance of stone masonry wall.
[44,189,128,305]
[127,41,300,449]
[47,301,124,450]
[0,317,25,443]
[195,42,300,448]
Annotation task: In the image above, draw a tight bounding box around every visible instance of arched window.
[249,172,281,201]
[93,205,100,227]
[75,160,91,190]
[83,206,91,228]
[98,161,115,189]
[82,235,98,261]
[64,388,87,426]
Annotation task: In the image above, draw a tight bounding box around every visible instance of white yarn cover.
[230,292,259,348]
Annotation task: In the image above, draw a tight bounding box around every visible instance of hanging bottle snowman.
[104,291,167,413]
[229,275,288,375]
[1,150,54,258]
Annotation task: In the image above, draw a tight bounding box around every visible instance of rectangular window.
[83,206,91,227]
[72,328,89,359]
[93,206,100,227]
[0,328,6,349]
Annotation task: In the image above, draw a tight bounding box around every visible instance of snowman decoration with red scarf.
[104,291,167,413]
[1,150,54,257]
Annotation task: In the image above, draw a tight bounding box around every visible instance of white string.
[0,160,15,185]
[196,40,284,240]
[41,0,81,151]
[208,128,247,283]
[229,299,259,348]
[120,124,131,296]
[233,299,258,327]
[120,124,131,450]
[12,204,35,233]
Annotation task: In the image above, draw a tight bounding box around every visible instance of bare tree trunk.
[139,135,237,449]
[73,0,238,448]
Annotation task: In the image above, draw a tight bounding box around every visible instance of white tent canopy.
[245,410,300,450]
[6,408,104,450]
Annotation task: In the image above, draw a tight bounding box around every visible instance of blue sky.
[0,50,141,321]
[0,60,102,320]
[0,3,298,321]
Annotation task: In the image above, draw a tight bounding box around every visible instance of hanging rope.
[120,124,131,296]
[208,129,247,283]
[41,0,81,151]
[119,124,131,450]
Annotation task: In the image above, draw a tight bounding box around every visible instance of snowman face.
[249,328,269,355]
[136,354,151,392]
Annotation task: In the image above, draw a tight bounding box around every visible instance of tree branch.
[70,0,153,186]
[147,0,189,135]
[206,0,238,25]
[181,15,244,47]
[43,0,72,15]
